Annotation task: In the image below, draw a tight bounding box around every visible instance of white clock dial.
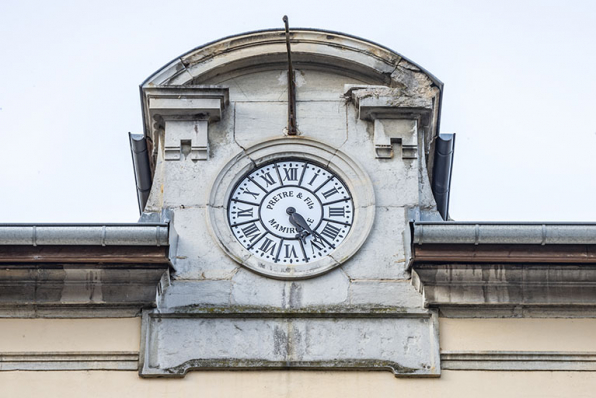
[228,160,354,265]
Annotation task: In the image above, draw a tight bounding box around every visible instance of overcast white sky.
[0,0,595,223]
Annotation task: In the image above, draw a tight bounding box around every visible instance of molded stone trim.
[442,351,596,371]
[0,351,138,371]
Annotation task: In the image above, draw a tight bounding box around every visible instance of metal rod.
[283,15,298,135]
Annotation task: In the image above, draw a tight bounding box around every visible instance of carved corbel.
[142,86,229,161]
[346,84,432,159]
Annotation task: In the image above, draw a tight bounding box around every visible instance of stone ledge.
[139,309,440,378]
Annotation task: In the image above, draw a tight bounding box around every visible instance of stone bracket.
[163,117,209,161]
[373,119,418,159]
[346,84,431,159]
[139,309,441,378]
[143,86,229,161]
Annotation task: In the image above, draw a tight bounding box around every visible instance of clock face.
[227,160,354,265]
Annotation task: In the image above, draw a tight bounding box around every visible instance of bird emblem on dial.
[228,160,354,265]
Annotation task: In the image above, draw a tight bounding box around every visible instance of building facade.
[1,29,596,397]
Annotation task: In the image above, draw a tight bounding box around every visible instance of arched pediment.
[143,29,442,95]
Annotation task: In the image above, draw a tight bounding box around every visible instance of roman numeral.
[283,167,298,181]
[259,237,277,256]
[310,237,325,254]
[236,208,253,217]
[322,187,339,199]
[320,223,342,241]
[308,173,319,186]
[241,188,260,200]
[241,223,260,242]
[260,172,276,187]
[328,207,345,217]
[284,244,298,258]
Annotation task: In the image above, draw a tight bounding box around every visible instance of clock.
[207,138,375,280]
[228,160,353,265]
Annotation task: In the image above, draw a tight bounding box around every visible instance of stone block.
[234,100,347,149]
[140,310,440,377]
[296,101,347,148]
[223,69,372,103]
[168,207,239,280]
[349,281,423,308]
[230,267,350,308]
[230,268,287,307]
[159,280,231,309]
[342,206,409,280]
[292,268,350,307]
[234,102,286,148]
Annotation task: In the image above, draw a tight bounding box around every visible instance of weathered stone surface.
[138,29,442,377]
[222,70,363,102]
[295,101,347,148]
[231,264,350,308]
[290,269,350,307]
[230,268,286,307]
[159,280,231,308]
[234,102,286,148]
[413,264,596,317]
[169,207,238,280]
[140,311,440,377]
[342,206,409,280]
[0,264,168,310]
[340,105,420,208]
[349,281,423,308]
[161,107,241,208]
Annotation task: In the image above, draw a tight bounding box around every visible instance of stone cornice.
[412,262,596,317]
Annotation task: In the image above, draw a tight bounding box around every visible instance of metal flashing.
[129,133,152,214]
[431,134,455,220]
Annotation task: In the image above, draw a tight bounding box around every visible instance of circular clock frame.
[207,137,375,280]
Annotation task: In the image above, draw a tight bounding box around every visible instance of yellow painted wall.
[1,370,596,398]
[440,318,596,351]
[3,317,593,353]
[0,318,140,352]
[2,317,596,397]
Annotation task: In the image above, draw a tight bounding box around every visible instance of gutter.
[413,222,596,245]
[0,223,169,246]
